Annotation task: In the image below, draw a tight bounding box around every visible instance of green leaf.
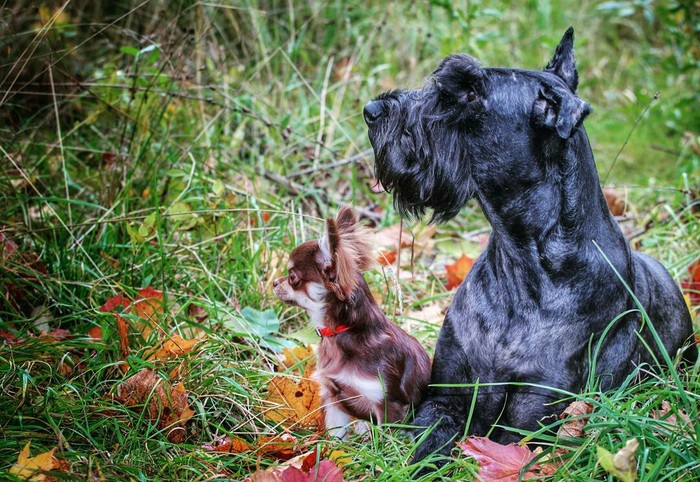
[120,45,139,56]
[218,304,294,352]
[212,179,225,197]
[138,212,158,238]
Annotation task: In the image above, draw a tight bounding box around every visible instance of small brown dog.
[274,207,431,438]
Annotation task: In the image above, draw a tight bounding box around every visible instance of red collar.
[315,325,351,337]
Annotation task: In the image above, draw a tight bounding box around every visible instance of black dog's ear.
[544,27,579,93]
[532,85,591,139]
[432,54,485,104]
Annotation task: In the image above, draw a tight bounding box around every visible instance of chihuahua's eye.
[288,271,301,288]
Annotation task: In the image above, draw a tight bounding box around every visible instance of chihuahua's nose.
[273,277,281,288]
[363,100,383,125]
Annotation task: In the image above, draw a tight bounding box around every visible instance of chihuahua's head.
[273,207,376,316]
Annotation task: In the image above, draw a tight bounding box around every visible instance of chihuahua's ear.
[322,207,376,300]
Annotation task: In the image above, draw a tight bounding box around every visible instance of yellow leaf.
[10,442,56,481]
[147,335,201,361]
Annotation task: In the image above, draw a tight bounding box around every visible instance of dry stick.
[602,91,660,185]
[287,149,373,177]
[260,169,381,222]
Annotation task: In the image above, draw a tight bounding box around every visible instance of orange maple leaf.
[203,436,252,454]
[147,335,201,361]
[10,441,66,481]
[458,437,540,482]
[445,254,475,290]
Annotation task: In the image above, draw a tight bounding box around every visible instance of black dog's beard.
[369,91,478,223]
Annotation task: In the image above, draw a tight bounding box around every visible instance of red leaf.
[137,286,163,300]
[88,326,102,341]
[282,460,344,482]
[100,294,130,312]
[445,254,475,290]
[457,437,539,482]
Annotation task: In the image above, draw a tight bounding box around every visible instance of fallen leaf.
[377,250,397,266]
[282,459,344,482]
[115,368,194,443]
[203,436,252,454]
[9,441,65,481]
[278,345,316,375]
[257,433,300,459]
[188,304,208,322]
[374,223,436,262]
[100,294,130,313]
[457,437,539,482]
[558,400,593,439]
[246,470,283,482]
[88,326,102,341]
[264,376,323,429]
[651,400,694,431]
[681,259,700,305]
[445,254,475,290]
[597,439,638,482]
[147,335,201,361]
[603,188,627,216]
[132,286,164,338]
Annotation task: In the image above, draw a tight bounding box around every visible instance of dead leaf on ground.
[651,400,694,432]
[603,188,627,216]
[597,438,639,482]
[374,223,437,264]
[277,345,316,375]
[245,470,283,482]
[263,376,324,429]
[445,254,475,290]
[681,259,700,305]
[282,459,344,482]
[558,400,593,439]
[457,436,540,482]
[88,326,102,341]
[404,302,447,326]
[202,436,252,454]
[257,433,301,460]
[147,335,201,361]
[10,441,67,481]
[132,286,164,338]
[115,368,195,443]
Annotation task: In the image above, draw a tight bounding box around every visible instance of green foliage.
[0,1,698,480]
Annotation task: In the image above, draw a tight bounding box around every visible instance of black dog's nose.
[363,100,383,125]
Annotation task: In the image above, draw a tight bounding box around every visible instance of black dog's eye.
[466,89,479,102]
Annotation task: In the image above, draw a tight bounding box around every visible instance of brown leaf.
[457,437,540,482]
[374,223,437,261]
[115,368,194,443]
[257,433,300,460]
[202,436,252,454]
[10,441,66,481]
[558,400,593,439]
[187,304,208,322]
[246,470,283,482]
[278,345,316,375]
[651,400,694,431]
[147,335,201,361]
[377,250,397,266]
[603,188,627,216]
[445,254,475,290]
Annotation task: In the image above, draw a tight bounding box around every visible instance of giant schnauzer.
[363,28,697,465]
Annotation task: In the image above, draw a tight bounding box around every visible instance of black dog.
[364,28,697,465]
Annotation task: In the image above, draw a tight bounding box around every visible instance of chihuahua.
[273,207,431,437]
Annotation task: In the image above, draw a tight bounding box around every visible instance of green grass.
[1,0,699,480]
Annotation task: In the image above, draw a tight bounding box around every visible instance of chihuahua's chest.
[314,342,387,420]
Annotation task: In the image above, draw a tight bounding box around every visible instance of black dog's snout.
[363,100,384,125]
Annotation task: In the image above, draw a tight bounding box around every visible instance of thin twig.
[287,149,373,177]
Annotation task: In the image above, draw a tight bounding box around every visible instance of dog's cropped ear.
[532,85,591,139]
[544,27,579,93]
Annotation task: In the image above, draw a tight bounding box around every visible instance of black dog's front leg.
[410,318,494,468]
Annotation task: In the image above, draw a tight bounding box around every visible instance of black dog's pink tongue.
[370,179,386,193]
